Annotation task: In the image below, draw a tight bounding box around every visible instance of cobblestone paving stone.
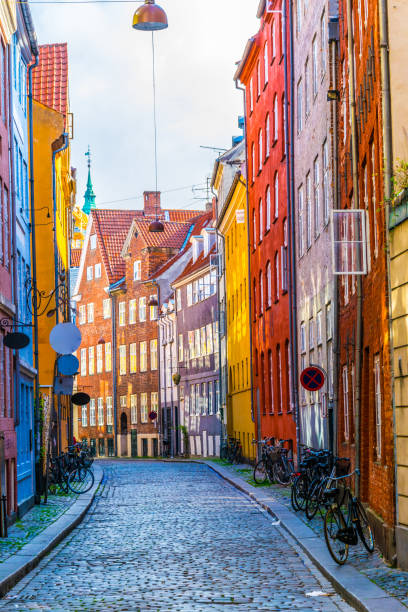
[0,461,354,611]
[0,493,77,563]
[225,463,408,608]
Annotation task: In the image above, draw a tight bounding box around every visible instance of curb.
[197,460,405,612]
[0,463,103,598]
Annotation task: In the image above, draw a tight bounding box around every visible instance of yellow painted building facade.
[217,173,255,462]
[388,0,408,569]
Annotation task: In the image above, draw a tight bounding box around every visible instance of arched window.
[259,270,264,314]
[252,208,257,248]
[251,143,255,183]
[258,129,263,171]
[265,114,270,158]
[274,172,279,219]
[274,251,280,301]
[266,261,272,307]
[271,20,276,60]
[268,349,274,414]
[257,60,261,97]
[264,42,269,85]
[259,198,263,241]
[274,94,279,140]
[276,344,282,413]
[253,278,257,320]
[261,352,266,415]
[266,185,271,231]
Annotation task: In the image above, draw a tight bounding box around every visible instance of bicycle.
[323,469,375,564]
[252,438,274,484]
[305,456,350,520]
[272,439,295,486]
[291,448,332,512]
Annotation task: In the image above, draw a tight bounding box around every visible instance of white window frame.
[90,234,97,250]
[87,303,94,324]
[97,397,104,426]
[140,393,148,423]
[119,302,125,326]
[103,298,111,319]
[89,399,96,426]
[87,265,93,281]
[119,345,126,375]
[130,342,137,373]
[129,299,137,324]
[150,339,158,370]
[79,305,86,325]
[81,405,87,427]
[133,260,141,281]
[94,263,101,279]
[107,396,113,425]
[139,297,146,322]
[374,354,382,459]
[343,366,349,441]
[178,334,183,362]
[88,346,95,376]
[130,395,137,424]
[140,341,147,372]
[96,343,103,373]
[80,348,87,376]
[105,342,112,372]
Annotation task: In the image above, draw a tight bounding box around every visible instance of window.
[140,341,147,372]
[266,261,272,307]
[103,299,111,319]
[259,199,263,242]
[215,380,220,412]
[79,305,86,325]
[296,0,302,32]
[371,142,378,257]
[90,234,97,250]
[265,114,270,158]
[317,311,322,344]
[258,129,263,172]
[141,393,148,423]
[151,392,158,417]
[286,341,292,411]
[256,60,261,98]
[194,329,201,358]
[150,339,158,370]
[208,382,214,415]
[343,366,349,440]
[87,266,93,281]
[274,252,279,301]
[187,284,193,306]
[178,334,183,362]
[282,94,287,155]
[326,303,332,339]
[97,397,104,426]
[119,345,126,375]
[193,280,199,304]
[150,296,158,320]
[264,42,268,85]
[206,323,214,354]
[120,395,127,410]
[137,297,146,322]
[81,406,87,427]
[130,395,137,424]
[321,11,327,75]
[281,229,288,293]
[107,397,113,425]
[130,343,137,373]
[176,288,182,311]
[266,185,271,231]
[300,322,306,353]
[195,383,200,415]
[95,263,101,279]
[252,209,257,249]
[298,187,304,256]
[253,279,257,320]
[119,302,125,326]
[309,318,314,349]
[306,172,312,248]
[268,350,274,414]
[274,172,279,219]
[89,399,96,426]
[259,271,264,314]
[297,79,303,133]
[322,140,329,224]
[87,303,94,323]
[374,355,382,458]
[277,345,282,413]
[305,59,310,117]
[96,344,103,373]
[251,143,255,183]
[200,327,207,356]
[129,299,136,324]
[273,95,278,141]
[271,20,276,60]
[313,157,320,237]
[105,342,112,372]
[312,37,318,97]
[89,346,95,375]
[133,260,141,280]
[249,78,253,113]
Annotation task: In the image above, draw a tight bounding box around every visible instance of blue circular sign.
[57,354,79,376]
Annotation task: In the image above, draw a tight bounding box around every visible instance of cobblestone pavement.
[222,462,408,608]
[0,461,354,611]
[0,493,77,563]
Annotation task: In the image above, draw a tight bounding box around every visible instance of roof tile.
[32,44,69,116]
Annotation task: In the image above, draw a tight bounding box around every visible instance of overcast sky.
[30,0,259,212]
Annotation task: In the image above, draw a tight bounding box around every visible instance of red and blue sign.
[300,366,325,392]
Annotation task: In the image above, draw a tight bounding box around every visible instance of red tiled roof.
[165,209,202,223]
[92,209,143,284]
[71,248,81,267]
[173,244,216,285]
[134,220,192,249]
[151,211,213,279]
[32,44,69,116]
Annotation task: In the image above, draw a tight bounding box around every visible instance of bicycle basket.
[335,458,351,478]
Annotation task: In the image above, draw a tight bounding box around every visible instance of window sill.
[272,139,278,148]
[274,298,279,304]
[264,154,270,164]
[266,304,272,311]
[273,216,278,224]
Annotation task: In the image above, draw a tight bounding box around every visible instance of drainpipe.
[346,0,362,496]
[378,0,397,527]
[235,80,258,456]
[214,227,226,446]
[110,292,118,456]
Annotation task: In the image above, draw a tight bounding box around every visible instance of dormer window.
[134,260,141,281]
[90,234,97,250]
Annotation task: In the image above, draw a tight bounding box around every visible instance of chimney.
[143,191,161,217]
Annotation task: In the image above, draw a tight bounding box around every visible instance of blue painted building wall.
[12,12,35,513]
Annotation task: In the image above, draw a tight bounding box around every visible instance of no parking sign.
[300,366,325,392]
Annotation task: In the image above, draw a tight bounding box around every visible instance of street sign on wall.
[300,366,325,392]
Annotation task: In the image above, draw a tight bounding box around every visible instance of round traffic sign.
[49,323,81,354]
[300,366,325,391]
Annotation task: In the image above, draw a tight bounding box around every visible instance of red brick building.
[73,193,201,456]
[235,0,296,453]
[337,0,394,559]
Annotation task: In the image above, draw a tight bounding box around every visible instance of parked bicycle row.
[45,440,95,500]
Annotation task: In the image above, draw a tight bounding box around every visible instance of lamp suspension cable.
[151,30,159,222]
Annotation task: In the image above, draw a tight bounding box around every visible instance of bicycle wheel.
[253,460,268,484]
[292,473,309,511]
[233,445,243,465]
[291,476,300,511]
[273,461,291,486]
[324,505,349,564]
[305,478,323,520]
[67,467,94,494]
[220,444,228,461]
[355,500,375,553]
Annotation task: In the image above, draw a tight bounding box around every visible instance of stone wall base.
[366,506,396,565]
[396,524,408,569]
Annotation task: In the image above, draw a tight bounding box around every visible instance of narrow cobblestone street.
[0,461,354,611]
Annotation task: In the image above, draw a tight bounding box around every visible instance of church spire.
[82,146,96,215]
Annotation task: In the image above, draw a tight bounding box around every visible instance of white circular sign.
[49,323,81,354]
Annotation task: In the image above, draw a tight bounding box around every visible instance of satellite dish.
[49,322,81,354]
[71,392,90,406]
[57,354,79,376]
[3,332,30,350]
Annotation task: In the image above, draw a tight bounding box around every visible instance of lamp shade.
[132,0,168,31]
[149,220,165,232]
